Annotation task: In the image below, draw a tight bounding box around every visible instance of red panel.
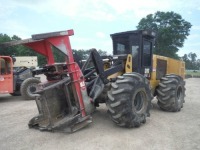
[25,41,55,64]
[25,41,47,56]
[47,36,74,62]
[67,29,74,36]
[23,29,74,65]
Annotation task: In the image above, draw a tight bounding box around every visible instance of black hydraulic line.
[86,79,96,88]
[84,69,96,78]
[81,54,92,72]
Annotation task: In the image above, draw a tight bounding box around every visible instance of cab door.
[141,39,153,78]
[0,56,13,94]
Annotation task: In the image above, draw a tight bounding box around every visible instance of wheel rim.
[132,90,147,114]
[27,83,38,96]
[176,86,182,102]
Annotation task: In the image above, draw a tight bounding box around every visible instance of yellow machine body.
[106,54,185,95]
[150,55,185,92]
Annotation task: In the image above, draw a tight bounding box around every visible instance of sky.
[0,0,200,58]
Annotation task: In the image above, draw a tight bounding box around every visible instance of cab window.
[143,40,152,67]
[113,35,129,55]
[0,58,12,75]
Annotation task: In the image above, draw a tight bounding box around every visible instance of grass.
[186,70,200,77]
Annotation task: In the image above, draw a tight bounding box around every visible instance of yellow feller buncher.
[0,29,185,132]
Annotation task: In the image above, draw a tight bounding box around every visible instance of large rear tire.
[106,73,152,128]
[20,78,41,100]
[157,74,185,112]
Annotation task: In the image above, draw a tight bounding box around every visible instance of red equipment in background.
[0,56,13,94]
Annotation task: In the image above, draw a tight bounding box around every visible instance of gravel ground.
[0,78,200,150]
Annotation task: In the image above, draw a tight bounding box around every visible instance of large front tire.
[157,74,185,112]
[106,73,152,128]
[20,78,41,100]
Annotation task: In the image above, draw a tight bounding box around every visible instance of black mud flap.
[28,77,92,133]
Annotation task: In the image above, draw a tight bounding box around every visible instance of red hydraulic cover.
[26,29,87,117]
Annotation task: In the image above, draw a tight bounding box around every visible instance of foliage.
[0,33,47,65]
[137,11,192,59]
[0,33,107,66]
[182,52,200,70]
[186,70,200,76]
[73,49,107,60]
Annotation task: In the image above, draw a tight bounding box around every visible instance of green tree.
[73,49,89,60]
[0,34,46,65]
[188,52,197,62]
[197,59,200,70]
[73,49,107,60]
[182,52,200,70]
[0,34,15,55]
[188,52,198,70]
[0,33,11,43]
[137,11,192,59]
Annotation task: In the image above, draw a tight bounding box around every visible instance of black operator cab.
[110,30,156,78]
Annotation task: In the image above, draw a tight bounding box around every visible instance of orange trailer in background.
[0,55,40,99]
[0,56,13,94]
